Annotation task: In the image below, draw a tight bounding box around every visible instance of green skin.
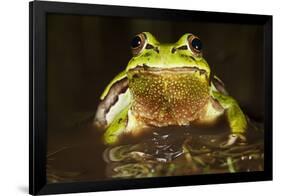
[94,32,247,146]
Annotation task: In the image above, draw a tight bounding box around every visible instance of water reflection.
[47,114,263,183]
[104,121,263,178]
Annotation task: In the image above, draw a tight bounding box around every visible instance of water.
[47,114,264,183]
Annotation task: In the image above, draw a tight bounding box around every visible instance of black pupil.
[131,36,142,48]
[191,38,202,51]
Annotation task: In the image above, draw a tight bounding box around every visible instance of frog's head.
[126,32,211,80]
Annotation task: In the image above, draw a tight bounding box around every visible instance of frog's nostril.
[171,47,177,54]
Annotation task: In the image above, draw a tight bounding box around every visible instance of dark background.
[47,14,264,132]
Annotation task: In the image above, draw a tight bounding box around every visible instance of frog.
[94,32,247,147]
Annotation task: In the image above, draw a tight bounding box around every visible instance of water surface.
[47,114,264,183]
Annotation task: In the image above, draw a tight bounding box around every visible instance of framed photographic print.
[29,1,272,195]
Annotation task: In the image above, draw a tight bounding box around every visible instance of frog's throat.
[127,66,210,127]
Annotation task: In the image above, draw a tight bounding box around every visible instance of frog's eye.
[187,34,203,55]
[131,33,146,56]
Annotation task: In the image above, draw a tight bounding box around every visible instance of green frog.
[94,32,247,146]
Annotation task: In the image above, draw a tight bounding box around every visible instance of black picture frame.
[29,1,273,195]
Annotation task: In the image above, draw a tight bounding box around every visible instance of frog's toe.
[220,133,246,148]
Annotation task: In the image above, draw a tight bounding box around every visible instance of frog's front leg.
[211,90,247,147]
[103,106,129,145]
[103,107,147,145]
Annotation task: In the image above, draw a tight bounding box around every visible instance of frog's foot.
[220,133,246,148]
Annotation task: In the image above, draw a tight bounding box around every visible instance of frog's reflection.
[103,121,264,179]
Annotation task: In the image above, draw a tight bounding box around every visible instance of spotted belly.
[127,67,210,127]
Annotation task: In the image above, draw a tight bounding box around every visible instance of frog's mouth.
[128,65,208,77]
